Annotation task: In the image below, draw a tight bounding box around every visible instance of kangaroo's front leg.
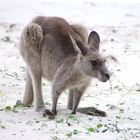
[43,78,66,119]
[71,85,87,114]
[43,63,74,119]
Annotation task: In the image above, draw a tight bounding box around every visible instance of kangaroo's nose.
[104,73,110,80]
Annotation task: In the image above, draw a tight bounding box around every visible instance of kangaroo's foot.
[16,99,31,107]
[77,107,107,117]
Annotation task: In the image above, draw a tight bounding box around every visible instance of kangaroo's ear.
[69,34,88,56]
[88,31,100,51]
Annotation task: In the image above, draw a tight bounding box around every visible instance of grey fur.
[19,16,110,115]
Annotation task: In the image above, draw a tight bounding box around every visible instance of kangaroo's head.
[70,31,110,82]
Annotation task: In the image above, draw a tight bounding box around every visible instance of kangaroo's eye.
[90,60,98,66]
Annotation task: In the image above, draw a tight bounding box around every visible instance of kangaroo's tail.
[22,23,43,49]
[19,23,43,59]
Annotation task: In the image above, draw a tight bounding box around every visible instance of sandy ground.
[0,0,140,139]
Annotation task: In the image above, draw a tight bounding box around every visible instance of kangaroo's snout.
[104,73,110,80]
[102,72,110,82]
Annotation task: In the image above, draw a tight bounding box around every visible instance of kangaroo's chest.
[66,73,91,89]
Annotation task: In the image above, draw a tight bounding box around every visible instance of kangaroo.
[19,16,110,118]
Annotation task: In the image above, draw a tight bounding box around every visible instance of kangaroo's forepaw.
[43,109,55,120]
[71,110,76,114]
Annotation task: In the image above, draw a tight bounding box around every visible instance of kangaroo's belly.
[41,50,63,82]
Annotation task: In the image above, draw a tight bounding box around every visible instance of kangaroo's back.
[32,16,74,36]
[32,16,83,57]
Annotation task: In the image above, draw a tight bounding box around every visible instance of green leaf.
[11,106,17,112]
[4,105,19,113]
[116,116,121,119]
[0,125,6,129]
[114,85,119,89]
[1,36,12,43]
[66,132,72,137]
[97,123,103,128]
[67,115,78,121]
[120,102,125,105]
[35,120,40,123]
[56,118,64,123]
[5,106,11,112]
[51,136,59,140]
[68,115,75,119]
[87,127,95,132]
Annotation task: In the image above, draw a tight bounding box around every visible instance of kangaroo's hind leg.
[16,70,34,107]
[23,70,34,106]
[21,23,45,112]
